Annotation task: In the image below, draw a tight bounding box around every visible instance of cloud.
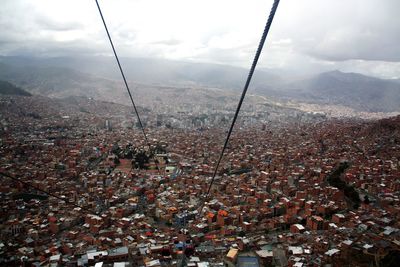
[151,39,182,46]
[281,0,400,62]
[0,0,399,78]
[35,16,82,32]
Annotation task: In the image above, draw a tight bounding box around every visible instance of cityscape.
[1,0,400,266]
[0,92,399,266]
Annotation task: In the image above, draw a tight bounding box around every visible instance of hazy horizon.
[1,0,400,79]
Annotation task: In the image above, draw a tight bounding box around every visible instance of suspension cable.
[198,0,280,215]
[95,0,160,173]
[95,1,149,147]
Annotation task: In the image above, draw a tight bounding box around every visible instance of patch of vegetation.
[14,193,48,201]
[0,80,31,96]
[327,161,361,209]
[79,107,90,113]
[381,250,400,267]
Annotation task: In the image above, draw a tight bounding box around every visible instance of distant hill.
[0,62,120,99]
[0,55,281,91]
[0,57,284,112]
[0,56,399,113]
[275,70,400,112]
[0,80,31,96]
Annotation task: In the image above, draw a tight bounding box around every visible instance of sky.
[1,0,399,78]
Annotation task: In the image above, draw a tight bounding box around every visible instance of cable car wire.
[95,0,160,173]
[198,0,280,215]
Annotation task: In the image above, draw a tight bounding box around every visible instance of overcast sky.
[1,0,399,78]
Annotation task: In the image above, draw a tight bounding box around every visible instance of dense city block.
[1,95,399,266]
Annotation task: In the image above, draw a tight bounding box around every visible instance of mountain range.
[0,56,399,112]
[272,70,400,112]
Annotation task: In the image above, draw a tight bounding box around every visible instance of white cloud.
[0,0,399,78]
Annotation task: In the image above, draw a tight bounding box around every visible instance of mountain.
[276,70,400,112]
[0,56,282,91]
[0,59,288,117]
[0,80,31,96]
[0,56,399,113]
[0,61,121,99]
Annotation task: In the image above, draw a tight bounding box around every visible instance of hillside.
[0,56,281,91]
[0,80,31,96]
[0,56,399,113]
[0,59,295,118]
[275,71,400,112]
